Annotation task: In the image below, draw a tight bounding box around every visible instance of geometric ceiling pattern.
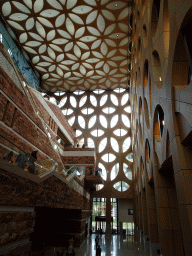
[1,0,131,92]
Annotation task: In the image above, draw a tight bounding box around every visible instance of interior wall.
[118,199,133,223]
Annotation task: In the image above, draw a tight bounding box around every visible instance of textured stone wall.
[47,100,75,141]
[63,156,94,165]
[0,166,91,251]
[0,212,35,248]
[0,168,91,209]
[0,69,61,163]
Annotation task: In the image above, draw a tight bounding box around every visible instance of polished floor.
[75,234,150,256]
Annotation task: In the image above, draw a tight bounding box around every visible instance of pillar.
[105,197,111,235]
[141,187,150,255]
[119,222,123,235]
[141,188,149,236]
[153,161,184,256]
[145,176,161,256]
[172,138,192,256]
[138,192,143,231]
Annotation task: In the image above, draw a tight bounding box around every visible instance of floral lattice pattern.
[1,0,131,92]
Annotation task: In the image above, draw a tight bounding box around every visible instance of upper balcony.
[61,147,103,190]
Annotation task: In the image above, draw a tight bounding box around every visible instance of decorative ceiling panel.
[1,0,131,92]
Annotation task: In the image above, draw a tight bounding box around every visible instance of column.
[105,197,111,235]
[141,188,149,236]
[119,222,123,235]
[153,160,184,256]
[172,137,192,256]
[145,176,160,256]
[138,192,143,231]
[141,188,150,255]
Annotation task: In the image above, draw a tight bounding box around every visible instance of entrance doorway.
[92,198,118,234]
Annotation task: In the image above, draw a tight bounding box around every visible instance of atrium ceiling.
[0,0,132,92]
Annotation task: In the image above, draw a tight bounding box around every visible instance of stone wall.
[0,165,91,252]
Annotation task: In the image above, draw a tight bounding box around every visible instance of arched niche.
[138,67,141,87]
[140,157,144,174]
[139,122,143,148]
[163,0,170,54]
[137,38,141,60]
[151,0,161,37]
[172,7,192,90]
[144,97,150,129]
[145,139,150,163]
[153,105,164,142]
[143,24,147,47]
[143,59,149,88]
[137,10,140,23]
[152,50,163,89]
[141,0,146,16]
[139,97,142,116]
[149,72,152,114]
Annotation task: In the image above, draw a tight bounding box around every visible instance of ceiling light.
[116,34,119,37]
[17,15,20,18]
[115,4,118,7]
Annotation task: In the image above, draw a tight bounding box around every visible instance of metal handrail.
[0,134,56,175]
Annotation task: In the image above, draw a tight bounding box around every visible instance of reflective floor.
[75,234,150,256]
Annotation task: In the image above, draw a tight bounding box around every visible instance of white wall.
[118,199,133,222]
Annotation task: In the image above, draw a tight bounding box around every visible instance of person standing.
[96,245,101,256]
[95,235,99,249]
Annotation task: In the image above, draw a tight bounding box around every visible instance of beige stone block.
[160,229,175,256]
[146,194,156,209]
[180,170,192,205]
[172,0,192,29]
[178,204,192,247]
[155,187,169,208]
[149,224,159,243]
[172,230,185,256]
[171,136,192,174]
[157,207,172,230]
[154,171,170,188]
[180,101,192,128]
[175,170,186,205]
[167,187,179,208]
[170,207,181,231]
[147,208,158,225]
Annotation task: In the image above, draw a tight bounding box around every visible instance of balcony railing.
[0,134,85,181]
